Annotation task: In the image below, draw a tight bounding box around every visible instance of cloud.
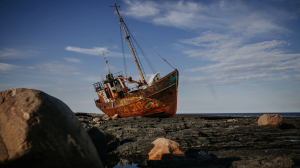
[180,31,232,47]
[0,62,18,71]
[72,72,82,75]
[181,32,300,85]
[0,48,39,59]
[121,0,293,36]
[179,73,293,86]
[65,57,81,63]
[65,46,131,57]
[66,46,108,55]
[36,62,76,74]
[122,0,159,17]
[121,0,300,86]
[27,66,35,69]
[184,37,300,74]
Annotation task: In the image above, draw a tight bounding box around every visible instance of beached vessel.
[93,3,178,118]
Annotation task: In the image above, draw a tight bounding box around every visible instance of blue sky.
[1,0,299,113]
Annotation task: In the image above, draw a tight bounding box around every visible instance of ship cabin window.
[114,80,120,86]
[104,88,112,99]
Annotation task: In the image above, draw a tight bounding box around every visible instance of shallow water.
[107,157,142,168]
[112,161,139,168]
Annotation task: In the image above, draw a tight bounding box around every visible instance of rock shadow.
[280,123,296,130]
[87,127,107,167]
[87,127,120,168]
[293,158,300,167]
[120,139,135,145]
[198,132,208,137]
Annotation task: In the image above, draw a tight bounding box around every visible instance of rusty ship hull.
[95,69,178,118]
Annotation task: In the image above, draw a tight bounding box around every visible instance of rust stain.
[94,69,178,118]
[117,97,169,117]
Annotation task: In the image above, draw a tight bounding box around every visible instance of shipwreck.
[93,3,178,118]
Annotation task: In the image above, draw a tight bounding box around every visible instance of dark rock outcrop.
[87,127,107,165]
[75,112,300,167]
[0,88,103,168]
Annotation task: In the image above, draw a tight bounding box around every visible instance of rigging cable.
[126,25,176,70]
[123,23,146,78]
[124,23,157,74]
[119,24,128,78]
[129,35,146,78]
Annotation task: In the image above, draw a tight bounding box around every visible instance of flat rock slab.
[76,113,300,167]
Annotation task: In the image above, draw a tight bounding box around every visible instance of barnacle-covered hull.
[95,69,178,118]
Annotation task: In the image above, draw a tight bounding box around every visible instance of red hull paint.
[95,69,178,118]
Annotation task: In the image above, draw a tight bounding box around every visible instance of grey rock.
[111,114,119,120]
[102,115,110,121]
[93,117,101,122]
[0,88,103,168]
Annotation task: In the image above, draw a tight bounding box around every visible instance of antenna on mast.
[99,50,111,75]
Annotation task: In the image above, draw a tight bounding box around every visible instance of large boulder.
[258,114,283,127]
[143,138,185,160]
[0,88,103,168]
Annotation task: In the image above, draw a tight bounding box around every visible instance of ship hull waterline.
[95,69,178,118]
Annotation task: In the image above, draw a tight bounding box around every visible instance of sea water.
[178,112,300,118]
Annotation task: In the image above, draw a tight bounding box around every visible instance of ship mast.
[112,3,146,85]
[99,50,111,75]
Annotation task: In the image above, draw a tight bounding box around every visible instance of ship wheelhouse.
[93,72,127,103]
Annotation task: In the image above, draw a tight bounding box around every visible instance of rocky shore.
[75,112,300,168]
[1,88,299,168]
